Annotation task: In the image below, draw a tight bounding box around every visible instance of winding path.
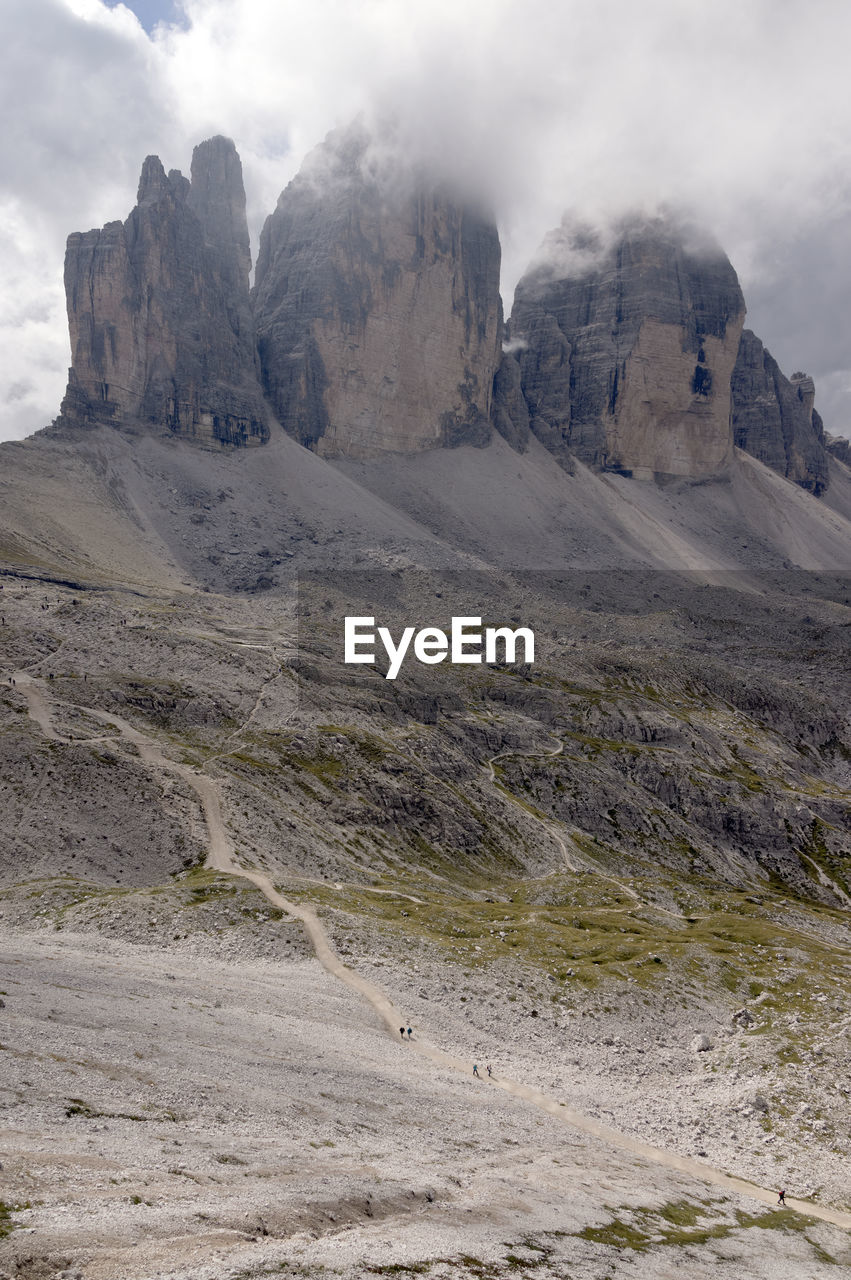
[485,736,644,907]
[486,738,580,873]
[482,737,727,928]
[13,670,851,1232]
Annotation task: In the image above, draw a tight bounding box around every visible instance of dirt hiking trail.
[14,670,851,1233]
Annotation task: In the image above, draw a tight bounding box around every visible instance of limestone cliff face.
[57,137,268,447]
[731,330,829,495]
[252,126,502,458]
[505,218,746,479]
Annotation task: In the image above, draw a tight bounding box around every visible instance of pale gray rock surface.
[252,123,502,457]
[2,929,848,1279]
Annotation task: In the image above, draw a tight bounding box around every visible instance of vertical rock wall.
[731,330,829,495]
[51,129,836,495]
[252,126,502,458]
[505,218,746,479]
[57,137,268,447]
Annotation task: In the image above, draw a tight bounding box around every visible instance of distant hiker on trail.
[486,1064,492,1078]
[400,1026,405,1038]
[406,1026,412,1039]
[473,1064,480,1077]
[778,1188,786,1205]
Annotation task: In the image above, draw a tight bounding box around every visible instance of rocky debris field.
[1,926,850,1280]
[316,902,851,1208]
[0,567,849,1277]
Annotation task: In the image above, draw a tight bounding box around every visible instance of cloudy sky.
[2,0,851,441]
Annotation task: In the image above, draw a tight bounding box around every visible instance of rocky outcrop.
[505,216,746,479]
[825,433,851,468]
[56,137,268,447]
[731,332,829,494]
[489,352,531,453]
[252,124,502,458]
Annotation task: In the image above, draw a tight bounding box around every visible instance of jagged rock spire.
[56,136,268,448]
[732,332,829,495]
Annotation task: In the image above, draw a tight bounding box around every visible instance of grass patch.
[572,1201,839,1258]
[576,1220,653,1251]
[296,858,850,1015]
[365,1265,431,1276]
[0,1201,23,1239]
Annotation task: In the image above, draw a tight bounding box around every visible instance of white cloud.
[0,0,175,439]
[3,0,851,440]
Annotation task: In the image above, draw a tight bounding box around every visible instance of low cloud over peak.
[2,0,851,439]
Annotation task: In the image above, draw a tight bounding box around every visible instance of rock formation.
[731,332,829,494]
[502,216,747,479]
[825,432,851,468]
[56,136,268,447]
[49,127,842,495]
[252,124,502,458]
[489,352,531,455]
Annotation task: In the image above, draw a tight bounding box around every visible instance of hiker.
[486,1064,492,1078]
[406,1025,412,1039]
[400,1026,405,1038]
[473,1064,479,1077]
[778,1188,786,1205]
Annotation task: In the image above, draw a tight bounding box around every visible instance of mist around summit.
[4,0,851,441]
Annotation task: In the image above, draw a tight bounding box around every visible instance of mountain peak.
[136,153,171,204]
[54,138,267,448]
[252,124,503,458]
[504,213,745,479]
